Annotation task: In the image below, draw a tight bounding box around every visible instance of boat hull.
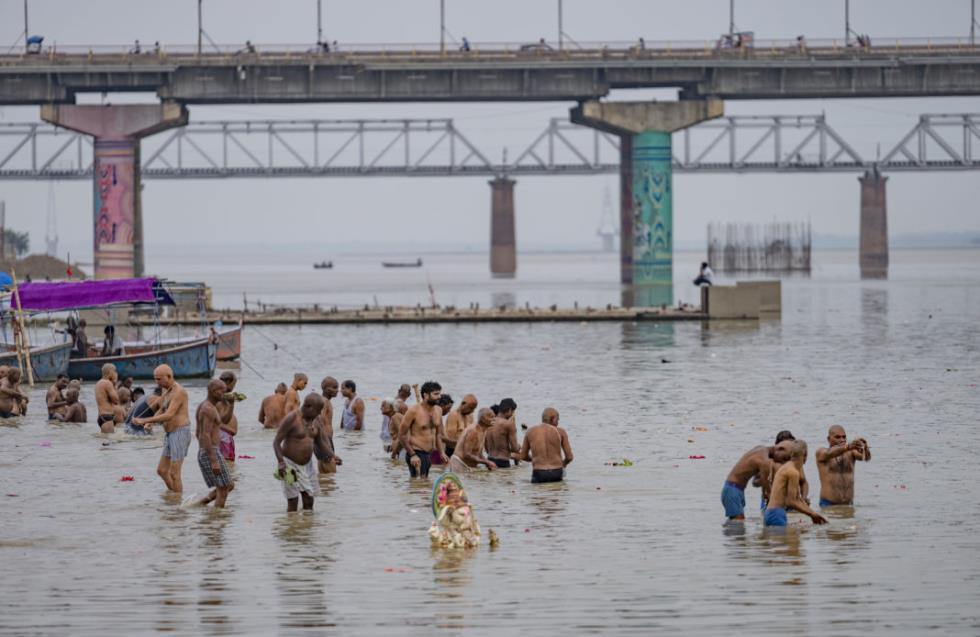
[68,339,216,381]
[0,342,72,382]
[125,324,242,362]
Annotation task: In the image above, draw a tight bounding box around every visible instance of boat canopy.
[13,278,175,312]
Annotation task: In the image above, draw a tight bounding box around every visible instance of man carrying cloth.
[273,394,335,512]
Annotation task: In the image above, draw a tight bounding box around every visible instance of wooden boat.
[0,341,72,382]
[313,261,333,270]
[68,337,216,381]
[382,258,423,268]
[125,322,242,362]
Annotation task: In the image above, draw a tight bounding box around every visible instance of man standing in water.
[217,371,241,466]
[134,365,191,493]
[765,441,828,527]
[258,383,288,429]
[273,394,335,511]
[95,364,121,433]
[340,379,364,430]
[816,425,871,507]
[394,384,412,413]
[485,398,520,468]
[380,399,403,455]
[519,407,573,483]
[443,394,477,459]
[398,381,444,478]
[449,407,497,473]
[46,373,70,420]
[56,388,87,423]
[318,376,340,473]
[196,379,235,508]
[721,443,791,520]
[284,373,308,415]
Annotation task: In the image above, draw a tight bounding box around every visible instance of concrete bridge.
[4,37,977,293]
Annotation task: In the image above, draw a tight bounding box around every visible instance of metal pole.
[972,0,976,46]
[23,0,28,49]
[197,0,202,55]
[1,200,5,261]
[845,0,850,45]
[558,0,564,50]
[729,0,735,35]
[317,0,323,45]
[440,0,445,53]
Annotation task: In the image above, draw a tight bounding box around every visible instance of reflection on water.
[621,284,672,308]
[1,249,980,635]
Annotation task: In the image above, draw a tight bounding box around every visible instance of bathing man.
[258,382,288,429]
[449,407,497,473]
[816,425,870,507]
[94,363,121,433]
[765,441,828,527]
[398,380,444,478]
[273,393,335,511]
[721,443,791,520]
[519,407,573,483]
[196,379,235,508]
[133,364,191,493]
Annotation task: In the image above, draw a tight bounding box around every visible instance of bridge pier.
[489,176,517,278]
[572,100,723,305]
[859,167,889,279]
[40,102,188,279]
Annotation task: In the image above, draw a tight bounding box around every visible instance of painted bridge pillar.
[859,167,888,279]
[489,176,517,278]
[41,102,188,279]
[572,100,723,306]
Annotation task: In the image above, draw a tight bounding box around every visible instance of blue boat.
[67,337,216,381]
[0,341,72,382]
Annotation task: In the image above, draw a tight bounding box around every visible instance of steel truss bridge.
[1,112,978,180]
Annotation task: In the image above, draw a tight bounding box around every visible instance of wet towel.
[281,456,320,499]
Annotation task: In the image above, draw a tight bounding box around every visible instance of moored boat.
[0,341,72,382]
[382,258,423,268]
[68,337,216,381]
[125,322,242,362]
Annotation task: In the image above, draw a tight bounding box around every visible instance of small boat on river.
[313,261,333,270]
[382,258,423,268]
[125,321,242,362]
[0,341,72,382]
[68,337,215,381]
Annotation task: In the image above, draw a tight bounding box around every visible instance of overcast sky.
[1,0,978,259]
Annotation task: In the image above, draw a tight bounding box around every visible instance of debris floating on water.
[119,476,135,482]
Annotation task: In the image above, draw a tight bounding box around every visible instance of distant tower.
[596,183,618,252]
[45,181,58,257]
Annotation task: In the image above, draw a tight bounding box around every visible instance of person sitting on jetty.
[273,394,334,512]
[258,383,288,429]
[46,374,70,420]
[95,364,121,433]
[519,407,573,483]
[693,262,714,286]
[721,443,791,520]
[340,379,364,431]
[485,398,520,468]
[56,388,87,423]
[816,425,871,507]
[284,374,307,415]
[765,441,827,527]
[398,381,445,478]
[449,408,497,473]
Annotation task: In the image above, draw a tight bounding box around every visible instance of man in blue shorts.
[765,441,827,528]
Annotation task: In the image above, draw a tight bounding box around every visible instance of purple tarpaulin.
[13,278,174,312]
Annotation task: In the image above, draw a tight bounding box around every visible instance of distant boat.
[313,261,333,270]
[382,258,423,268]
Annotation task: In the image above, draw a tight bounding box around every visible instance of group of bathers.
[721,480,848,527]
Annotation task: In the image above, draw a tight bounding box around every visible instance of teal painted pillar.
[631,131,673,306]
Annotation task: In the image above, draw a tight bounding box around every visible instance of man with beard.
[398,380,444,478]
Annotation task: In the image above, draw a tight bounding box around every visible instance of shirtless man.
[46,373,70,420]
[258,383,288,429]
[485,398,520,468]
[765,441,828,527]
[284,373,308,415]
[55,388,87,423]
[94,364,121,433]
[318,376,341,473]
[721,443,792,520]
[196,379,235,508]
[394,384,412,411]
[133,365,191,493]
[380,399,400,454]
[0,368,28,418]
[449,407,497,473]
[217,371,241,465]
[70,319,89,358]
[273,394,335,511]
[339,379,364,431]
[816,425,871,507]
[443,394,476,458]
[519,407,573,483]
[118,387,133,416]
[398,380,444,478]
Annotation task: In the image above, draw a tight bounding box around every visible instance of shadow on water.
[273,512,335,630]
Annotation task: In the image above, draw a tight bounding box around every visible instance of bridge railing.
[2,36,977,65]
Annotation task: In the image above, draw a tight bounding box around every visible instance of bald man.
[449,407,497,473]
[258,383,288,429]
[134,364,191,493]
[274,394,335,511]
[318,376,341,473]
[443,394,477,459]
[765,441,828,527]
[519,407,574,483]
[94,363,120,433]
[196,379,235,508]
[284,373,308,415]
[816,425,871,507]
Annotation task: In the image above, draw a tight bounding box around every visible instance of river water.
[2,248,979,635]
